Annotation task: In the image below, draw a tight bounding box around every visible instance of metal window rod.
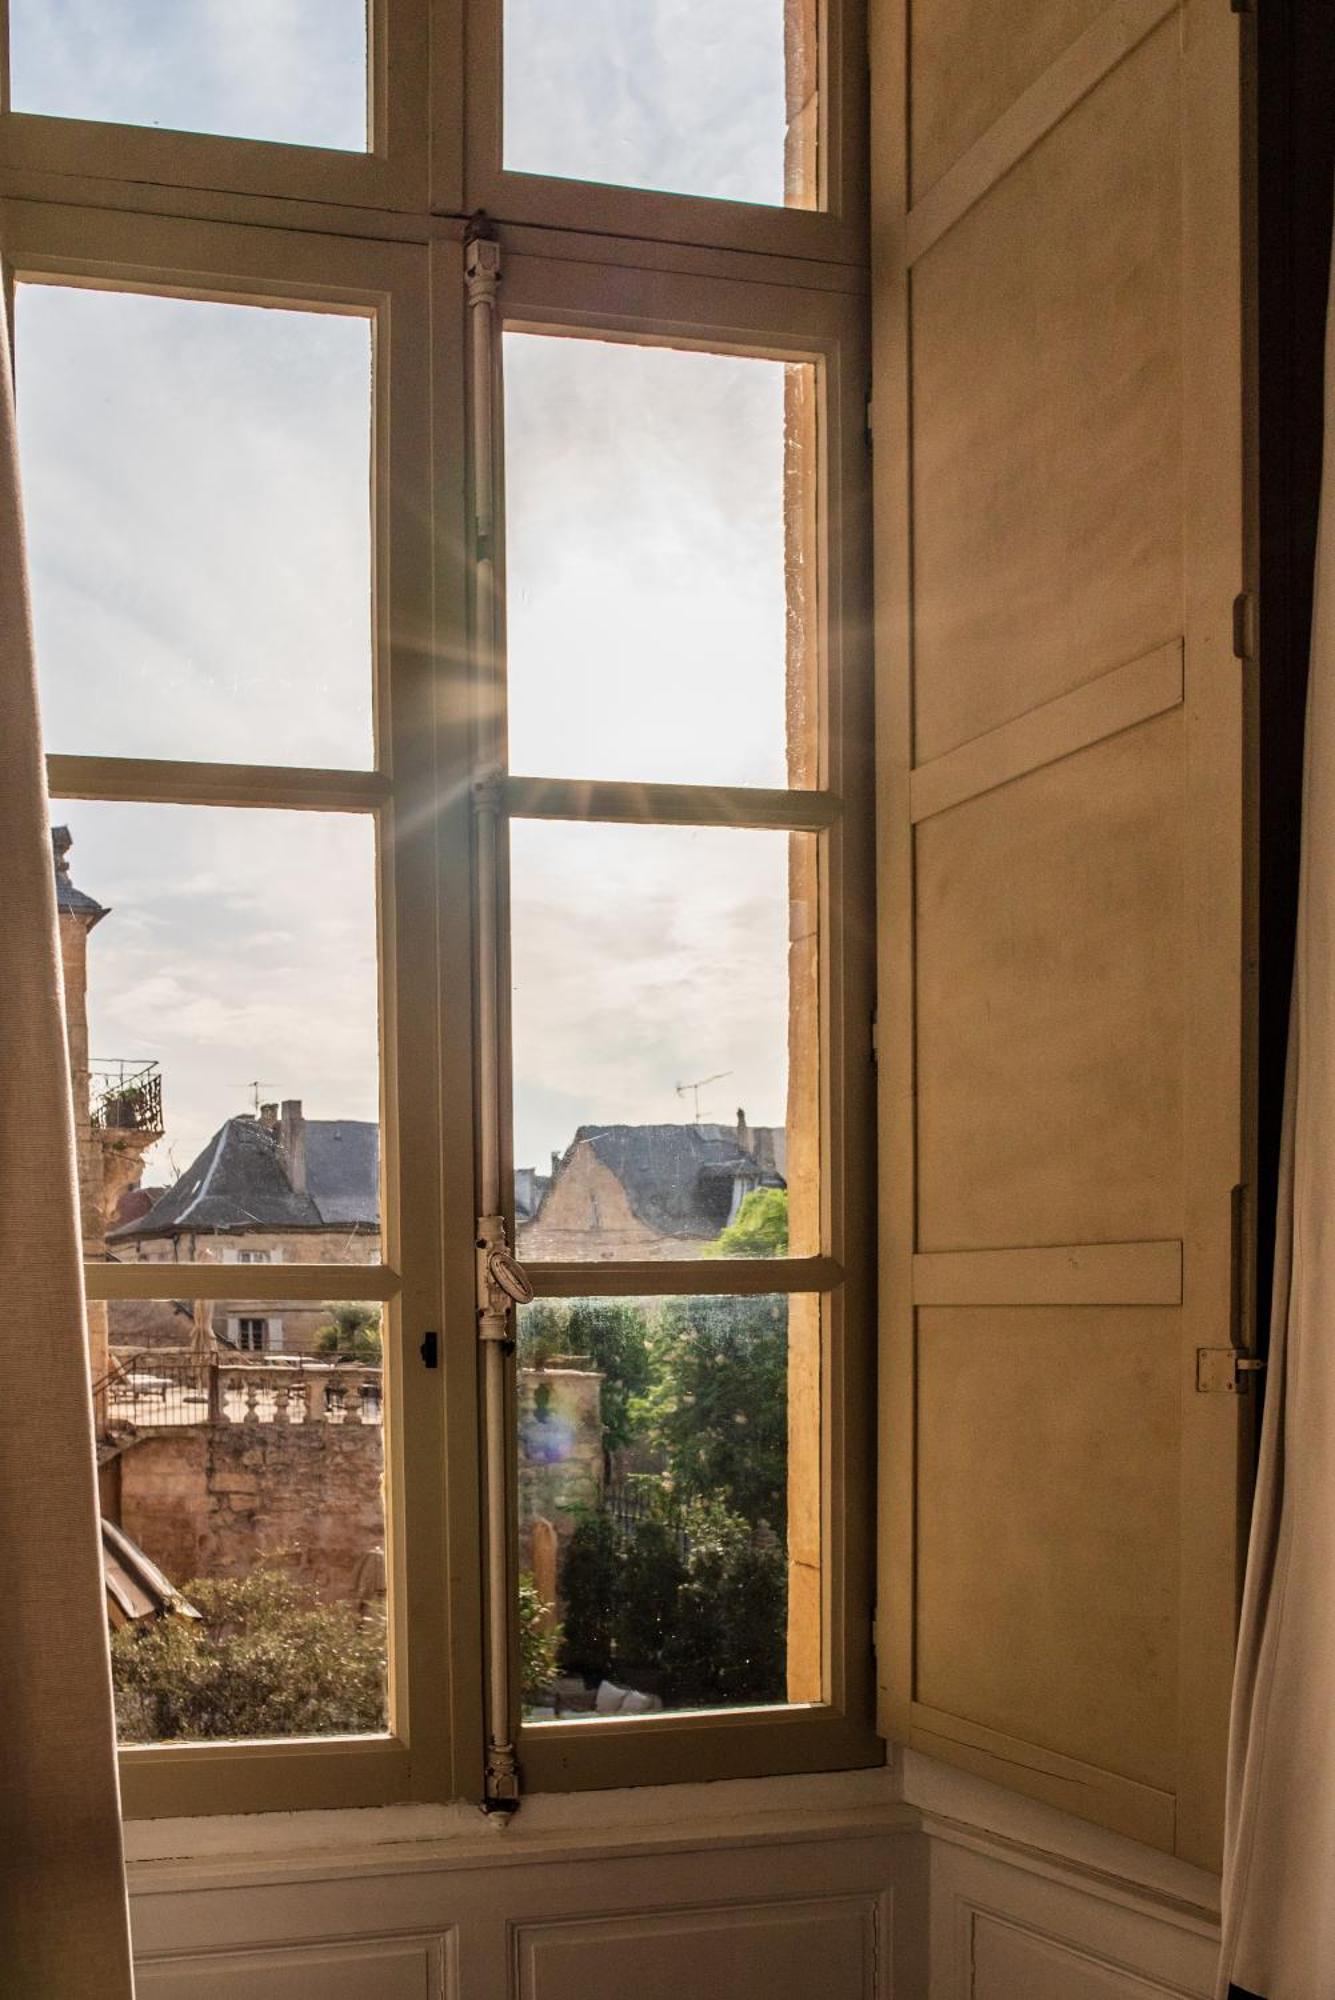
[466,219,529,1815]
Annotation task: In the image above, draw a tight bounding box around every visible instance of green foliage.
[643,1295,788,1529]
[704,1186,789,1259]
[518,1571,562,1703]
[519,1298,652,1469]
[616,1514,686,1668]
[110,1565,386,1743]
[558,1495,786,1709]
[314,1303,382,1364]
[558,1511,621,1676]
[662,1502,787,1708]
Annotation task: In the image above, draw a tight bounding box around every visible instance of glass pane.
[503,335,818,790]
[48,803,382,1265]
[511,820,817,1260]
[10,0,368,153]
[503,0,817,208]
[16,284,374,769]
[517,1293,821,1721]
[97,1295,388,1744]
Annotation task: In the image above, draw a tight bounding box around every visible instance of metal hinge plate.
[1197,1347,1266,1393]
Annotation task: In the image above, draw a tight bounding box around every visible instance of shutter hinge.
[1196,1348,1266,1393]
[419,1329,439,1370]
[865,395,874,448]
[1230,0,1253,14]
[1232,591,1257,661]
[870,1007,879,1066]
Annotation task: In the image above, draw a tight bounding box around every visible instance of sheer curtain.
[0,300,136,1993]
[1217,223,1335,2000]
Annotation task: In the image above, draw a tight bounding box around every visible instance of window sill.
[123,1763,911,1894]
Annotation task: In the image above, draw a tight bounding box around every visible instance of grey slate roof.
[556,1123,785,1241]
[109,1115,379,1239]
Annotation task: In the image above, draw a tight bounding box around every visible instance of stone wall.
[517,1367,603,1569]
[116,1423,384,1603]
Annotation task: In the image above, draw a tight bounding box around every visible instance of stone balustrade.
[100,1351,383,1432]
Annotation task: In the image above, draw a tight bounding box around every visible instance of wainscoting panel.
[927,1820,1218,2000]
[515,1894,887,2000]
[134,1932,453,1999]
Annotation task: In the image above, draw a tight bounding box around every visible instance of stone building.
[108,1100,379,1355]
[52,827,164,1386]
[517,1113,786,1263]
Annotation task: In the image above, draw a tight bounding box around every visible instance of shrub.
[661,1501,786,1707]
[518,1571,562,1703]
[558,1511,621,1677]
[616,1515,686,1670]
[110,1564,387,1742]
[558,1495,786,1709]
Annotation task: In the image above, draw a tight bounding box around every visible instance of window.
[2,0,872,1817]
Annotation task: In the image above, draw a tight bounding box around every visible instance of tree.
[704,1186,789,1259]
[644,1294,788,1529]
[111,1566,386,1743]
[315,1303,382,1363]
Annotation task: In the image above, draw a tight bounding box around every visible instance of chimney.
[259,1102,279,1130]
[736,1106,751,1155]
[280,1099,307,1192]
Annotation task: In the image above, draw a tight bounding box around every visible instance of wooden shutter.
[871,0,1254,1865]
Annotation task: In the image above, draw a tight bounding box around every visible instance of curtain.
[1217,221,1335,2000]
[0,302,136,1993]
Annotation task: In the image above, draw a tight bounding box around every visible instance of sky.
[14,4,803,1186]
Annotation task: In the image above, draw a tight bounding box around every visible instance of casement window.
[5,0,1256,1862]
[2,0,873,1816]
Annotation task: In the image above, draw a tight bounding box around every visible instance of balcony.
[90,1059,163,1138]
[93,1350,382,1439]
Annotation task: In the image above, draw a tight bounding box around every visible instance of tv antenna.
[237,1079,274,1114]
[675,1071,732,1123]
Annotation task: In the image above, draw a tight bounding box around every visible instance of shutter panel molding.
[871,0,1255,1866]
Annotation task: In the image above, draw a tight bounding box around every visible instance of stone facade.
[114,1423,385,1604]
[53,828,162,1386]
[109,1226,383,1356]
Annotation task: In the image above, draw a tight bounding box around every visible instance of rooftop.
[109,1105,379,1239]
[547,1119,786,1241]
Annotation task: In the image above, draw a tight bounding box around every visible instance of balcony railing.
[91,1059,163,1137]
[93,1349,382,1433]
